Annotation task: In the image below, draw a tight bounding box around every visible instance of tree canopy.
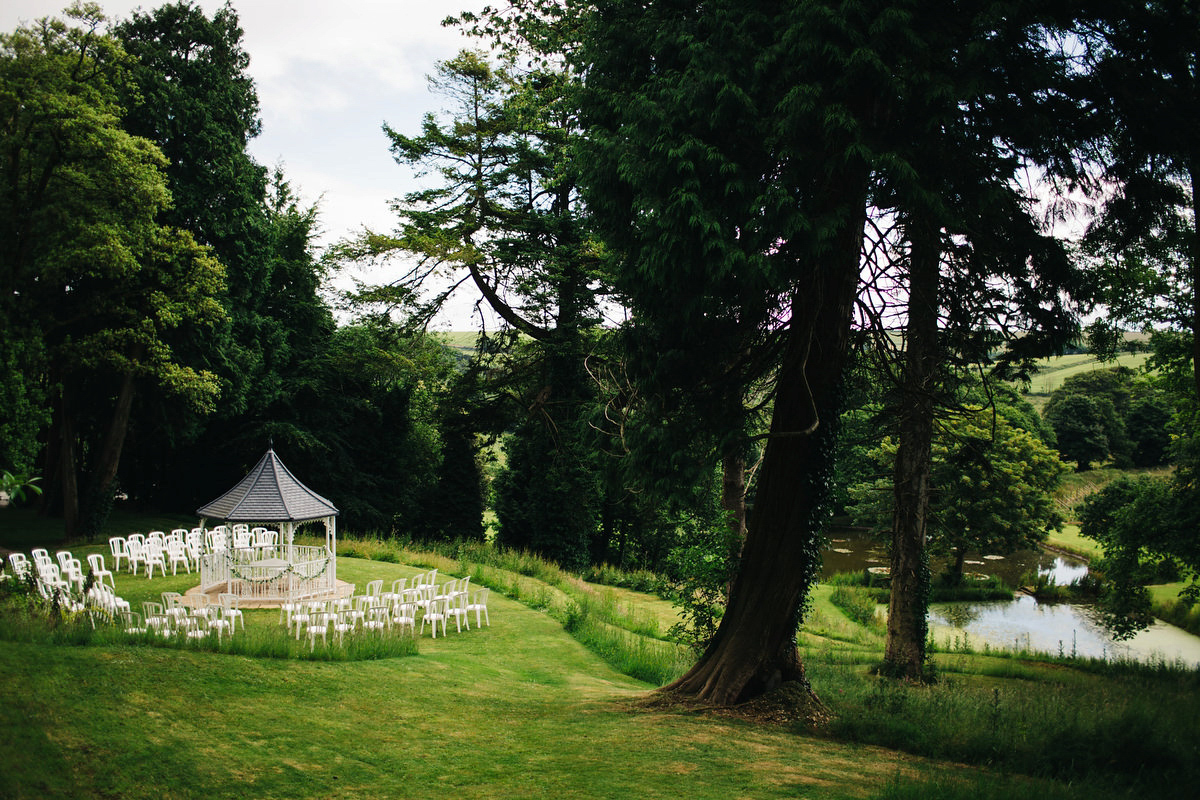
[0,3,225,536]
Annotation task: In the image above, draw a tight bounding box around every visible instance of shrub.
[830,585,881,628]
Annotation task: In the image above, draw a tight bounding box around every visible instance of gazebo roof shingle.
[196,448,338,523]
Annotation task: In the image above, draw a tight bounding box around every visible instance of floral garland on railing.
[224,551,332,585]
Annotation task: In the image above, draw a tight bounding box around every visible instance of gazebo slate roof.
[196,448,338,523]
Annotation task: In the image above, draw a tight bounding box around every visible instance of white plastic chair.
[466,589,490,628]
[251,528,278,556]
[306,610,333,651]
[161,591,189,623]
[121,610,147,635]
[184,614,212,641]
[142,601,171,635]
[218,593,244,631]
[126,539,147,576]
[108,537,129,572]
[87,553,115,588]
[209,606,233,640]
[59,556,85,591]
[289,603,313,638]
[87,583,128,615]
[420,596,448,638]
[166,539,191,575]
[393,602,417,634]
[364,604,390,633]
[7,552,31,580]
[362,579,384,604]
[185,530,204,569]
[189,594,214,620]
[143,541,167,579]
[334,610,357,644]
[381,577,408,606]
[445,589,470,633]
[35,563,72,601]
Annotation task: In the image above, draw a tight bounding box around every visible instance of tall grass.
[0,605,419,661]
[829,585,882,629]
[807,643,1200,793]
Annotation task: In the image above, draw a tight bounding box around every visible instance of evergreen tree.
[863,0,1083,677]
[578,0,886,706]
[337,43,607,562]
[1081,0,1200,401]
[578,0,1086,700]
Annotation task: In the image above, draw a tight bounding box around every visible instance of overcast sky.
[3,0,491,327]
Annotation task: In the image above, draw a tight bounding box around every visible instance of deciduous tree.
[0,4,224,536]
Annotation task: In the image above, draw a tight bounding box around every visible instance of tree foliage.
[335,30,617,563]
[1080,0,1200,401]
[578,0,903,706]
[850,406,1067,580]
[0,4,225,536]
[1043,367,1178,470]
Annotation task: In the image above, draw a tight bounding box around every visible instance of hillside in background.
[1022,351,1151,412]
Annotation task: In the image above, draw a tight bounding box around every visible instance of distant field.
[1044,524,1104,561]
[1021,351,1150,411]
[433,330,482,359]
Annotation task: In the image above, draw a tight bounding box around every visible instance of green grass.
[1021,352,1150,412]
[3,519,1199,798]
[1043,524,1105,561]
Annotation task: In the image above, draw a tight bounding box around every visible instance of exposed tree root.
[633,681,832,729]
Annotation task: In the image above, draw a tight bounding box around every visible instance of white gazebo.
[195,447,340,605]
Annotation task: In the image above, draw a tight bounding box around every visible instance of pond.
[821,528,1088,587]
[821,529,1200,668]
[928,595,1200,668]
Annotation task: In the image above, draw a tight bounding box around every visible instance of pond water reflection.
[821,528,1200,668]
[928,595,1200,668]
[821,528,1088,586]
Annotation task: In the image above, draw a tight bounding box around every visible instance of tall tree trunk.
[664,189,866,706]
[1189,160,1200,402]
[58,386,79,540]
[721,443,747,540]
[883,215,940,680]
[81,357,140,539]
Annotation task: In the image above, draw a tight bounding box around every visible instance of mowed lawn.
[2,553,950,800]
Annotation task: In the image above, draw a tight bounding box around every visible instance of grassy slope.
[5,489,1200,800]
[0,546,948,800]
[4,533,1198,799]
[1020,352,1149,412]
[1043,523,1104,561]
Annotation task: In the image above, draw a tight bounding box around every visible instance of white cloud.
[4,0,490,326]
[2,0,483,239]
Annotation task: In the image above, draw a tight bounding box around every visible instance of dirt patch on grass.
[631,681,833,728]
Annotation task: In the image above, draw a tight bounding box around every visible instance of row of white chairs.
[282,572,490,641]
[127,591,243,640]
[284,599,392,651]
[6,548,131,617]
[109,525,282,579]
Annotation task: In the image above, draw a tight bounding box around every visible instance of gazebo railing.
[200,545,335,602]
